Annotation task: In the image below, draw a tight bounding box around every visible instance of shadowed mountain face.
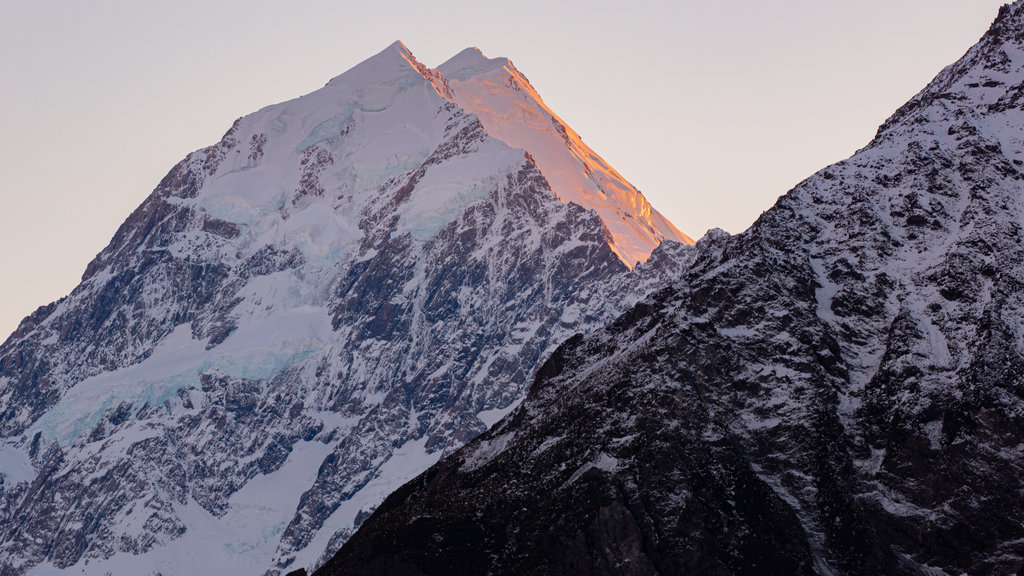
[0,42,692,575]
[320,5,1024,575]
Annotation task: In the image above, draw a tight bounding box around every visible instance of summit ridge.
[438,45,692,266]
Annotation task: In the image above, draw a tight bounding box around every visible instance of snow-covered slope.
[0,42,693,575]
[321,5,1024,575]
[438,47,691,267]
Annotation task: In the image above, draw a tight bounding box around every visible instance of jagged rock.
[320,5,1024,575]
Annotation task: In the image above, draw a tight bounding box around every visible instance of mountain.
[0,42,691,575]
[436,47,691,266]
[320,5,1024,576]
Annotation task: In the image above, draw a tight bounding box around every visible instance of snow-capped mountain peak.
[0,42,694,576]
[438,46,692,267]
[435,47,511,81]
[294,40,689,268]
[325,40,425,88]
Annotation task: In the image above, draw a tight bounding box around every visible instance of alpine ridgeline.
[322,6,1024,576]
[0,42,692,575]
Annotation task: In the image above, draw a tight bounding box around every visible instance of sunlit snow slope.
[439,47,691,266]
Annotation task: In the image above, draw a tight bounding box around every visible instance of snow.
[919,313,952,368]
[275,207,361,267]
[90,425,163,468]
[290,435,443,572]
[396,147,525,240]
[206,305,332,380]
[27,325,207,446]
[200,194,265,229]
[461,431,516,472]
[809,256,840,326]
[922,420,944,451]
[477,400,520,429]
[564,452,620,486]
[438,47,692,266]
[532,435,563,456]
[0,441,34,486]
[325,41,421,90]
[27,440,336,576]
[437,48,510,81]
[592,452,620,472]
[29,301,333,446]
[297,107,356,152]
[201,157,293,211]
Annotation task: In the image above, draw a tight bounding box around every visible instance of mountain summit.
[436,46,691,265]
[0,43,692,575]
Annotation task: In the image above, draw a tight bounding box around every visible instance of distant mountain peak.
[437,44,692,266]
[325,40,428,89]
[875,0,1024,141]
[436,46,512,81]
[314,41,692,267]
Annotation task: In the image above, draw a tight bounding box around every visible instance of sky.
[0,0,1011,338]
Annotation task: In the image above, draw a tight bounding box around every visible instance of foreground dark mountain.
[321,5,1024,575]
[0,43,691,575]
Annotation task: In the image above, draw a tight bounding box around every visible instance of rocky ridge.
[321,5,1024,575]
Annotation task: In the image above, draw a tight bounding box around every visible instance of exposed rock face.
[320,5,1024,575]
[0,42,691,575]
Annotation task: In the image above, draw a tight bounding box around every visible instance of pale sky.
[0,0,1010,338]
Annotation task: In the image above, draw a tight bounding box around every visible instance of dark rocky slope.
[320,5,1024,575]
